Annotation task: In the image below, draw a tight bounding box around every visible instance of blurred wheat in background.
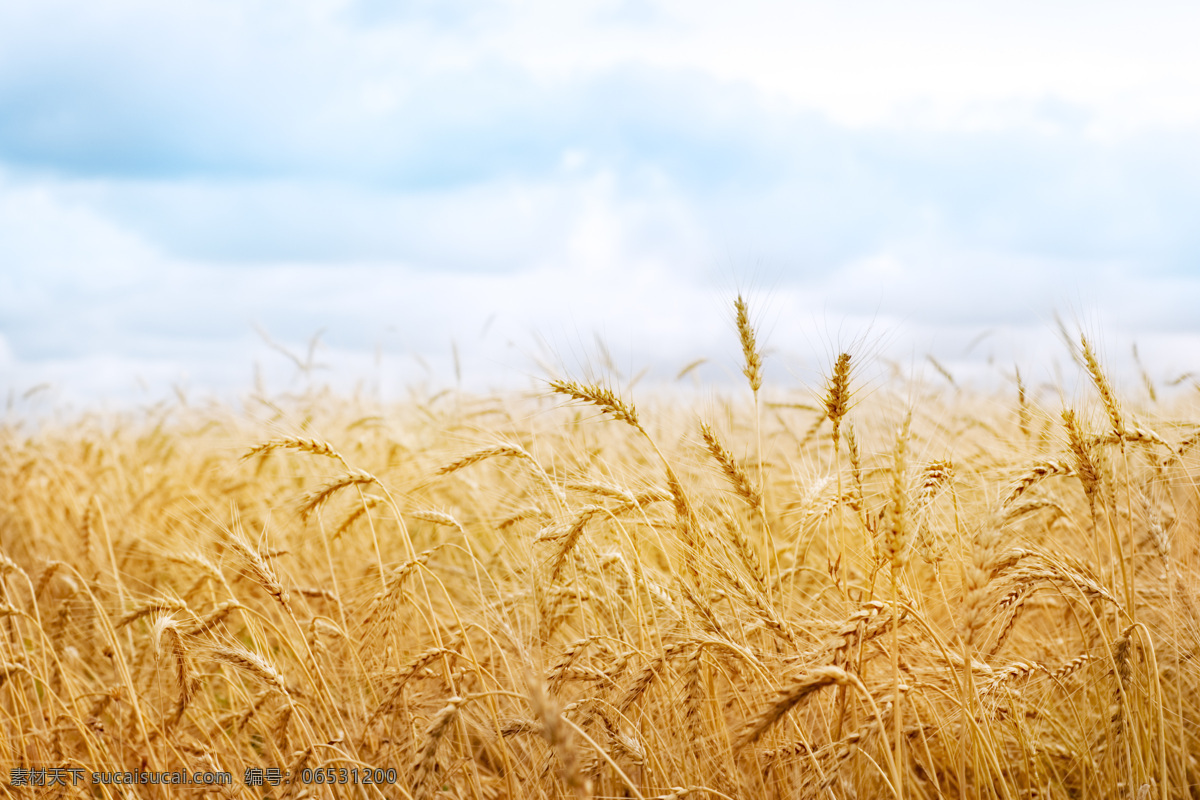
[1,297,1197,799]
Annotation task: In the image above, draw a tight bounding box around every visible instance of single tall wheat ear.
[733,293,776,594]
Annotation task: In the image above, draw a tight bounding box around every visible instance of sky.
[3,0,1200,411]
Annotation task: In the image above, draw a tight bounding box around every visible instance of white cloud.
[3,0,1200,407]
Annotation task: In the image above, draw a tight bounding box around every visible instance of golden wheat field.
[2,303,1199,800]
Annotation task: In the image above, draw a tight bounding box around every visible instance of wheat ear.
[211,644,290,695]
[737,665,857,749]
[699,421,762,511]
[242,437,349,468]
[1080,334,1124,436]
[413,696,464,800]
[548,379,642,432]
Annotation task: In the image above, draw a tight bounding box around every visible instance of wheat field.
[2,303,1198,799]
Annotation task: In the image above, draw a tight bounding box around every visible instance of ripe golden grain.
[5,303,1196,800]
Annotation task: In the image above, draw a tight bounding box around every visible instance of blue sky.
[3,0,1200,408]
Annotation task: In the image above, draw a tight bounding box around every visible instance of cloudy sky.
[3,0,1200,409]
